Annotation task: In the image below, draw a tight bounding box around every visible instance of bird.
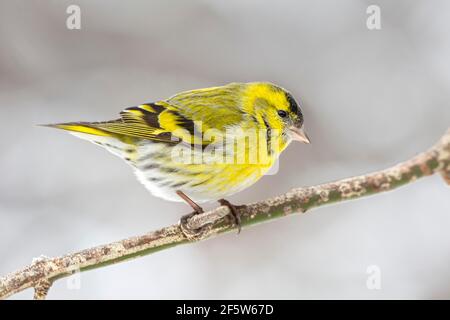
[43,82,310,237]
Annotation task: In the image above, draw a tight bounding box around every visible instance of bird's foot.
[176,190,213,240]
[179,208,213,241]
[218,199,246,234]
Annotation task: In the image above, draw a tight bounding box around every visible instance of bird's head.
[241,82,310,151]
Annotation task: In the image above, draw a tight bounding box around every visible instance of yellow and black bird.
[44,82,310,235]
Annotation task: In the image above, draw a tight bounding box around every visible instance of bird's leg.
[218,199,246,234]
[176,190,212,240]
[176,190,203,213]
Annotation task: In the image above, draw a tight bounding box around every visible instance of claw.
[179,211,212,241]
[218,199,244,234]
[176,190,212,240]
[176,191,244,238]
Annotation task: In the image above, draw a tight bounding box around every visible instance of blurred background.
[1,0,449,299]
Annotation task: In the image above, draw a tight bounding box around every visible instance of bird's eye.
[277,110,288,118]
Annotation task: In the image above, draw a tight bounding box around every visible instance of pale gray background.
[1,0,450,299]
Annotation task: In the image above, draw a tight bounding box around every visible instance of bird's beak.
[289,127,311,144]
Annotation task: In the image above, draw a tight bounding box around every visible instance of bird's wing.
[45,102,176,144]
[164,83,246,133]
[46,85,247,145]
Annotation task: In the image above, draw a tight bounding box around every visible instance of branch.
[1,128,449,300]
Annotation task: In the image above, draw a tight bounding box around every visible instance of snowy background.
[1,0,450,299]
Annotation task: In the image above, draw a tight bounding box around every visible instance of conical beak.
[289,127,311,144]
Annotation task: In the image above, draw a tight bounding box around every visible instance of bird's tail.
[42,122,114,136]
[41,122,137,165]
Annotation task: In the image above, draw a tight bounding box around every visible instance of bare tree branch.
[1,128,449,300]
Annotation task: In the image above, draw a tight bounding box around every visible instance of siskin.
[44,82,310,236]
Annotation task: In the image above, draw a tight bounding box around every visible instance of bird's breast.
[133,140,277,202]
